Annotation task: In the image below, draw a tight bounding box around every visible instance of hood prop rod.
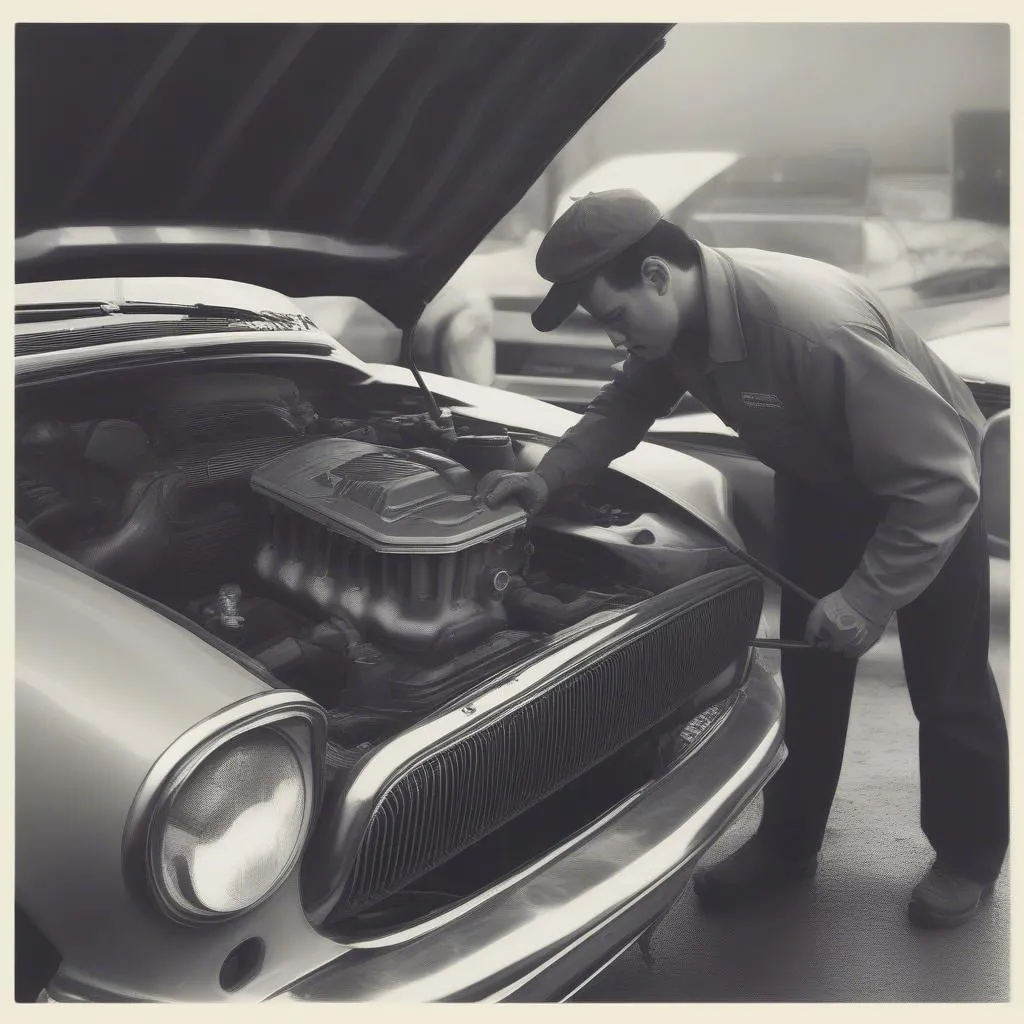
[400,320,445,424]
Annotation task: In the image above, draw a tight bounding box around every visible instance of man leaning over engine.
[476,189,1007,930]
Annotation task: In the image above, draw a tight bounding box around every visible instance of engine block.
[252,438,528,656]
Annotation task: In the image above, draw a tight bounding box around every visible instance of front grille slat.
[333,569,761,918]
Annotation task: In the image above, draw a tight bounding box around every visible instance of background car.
[15,23,786,1004]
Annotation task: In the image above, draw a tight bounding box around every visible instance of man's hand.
[475,470,549,514]
[805,590,889,659]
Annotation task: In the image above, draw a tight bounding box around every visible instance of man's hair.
[594,219,700,289]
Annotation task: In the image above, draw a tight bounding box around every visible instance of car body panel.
[553,149,879,270]
[15,542,284,982]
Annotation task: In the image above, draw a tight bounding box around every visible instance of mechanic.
[475,189,1007,929]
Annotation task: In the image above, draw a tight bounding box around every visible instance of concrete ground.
[574,557,1010,1003]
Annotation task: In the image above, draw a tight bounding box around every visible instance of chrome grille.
[333,567,762,918]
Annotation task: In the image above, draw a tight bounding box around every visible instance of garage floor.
[574,557,1010,1002]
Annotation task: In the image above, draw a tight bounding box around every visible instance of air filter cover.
[251,438,527,554]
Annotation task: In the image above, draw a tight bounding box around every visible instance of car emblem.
[741,391,784,409]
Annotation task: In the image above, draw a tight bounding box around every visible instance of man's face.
[581,265,681,362]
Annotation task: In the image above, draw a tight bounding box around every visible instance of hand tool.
[721,537,819,609]
[720,538,820,651]
[748,637,816,651]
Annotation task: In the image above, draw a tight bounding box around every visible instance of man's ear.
[640,256,671,294]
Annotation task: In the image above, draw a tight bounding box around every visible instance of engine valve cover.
[251,438,526,554]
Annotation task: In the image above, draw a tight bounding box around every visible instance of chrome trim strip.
[122,690,327,925]
[487,734,783,1003]
[554,932,645,1004]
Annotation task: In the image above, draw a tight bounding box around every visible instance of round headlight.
[153,728,308,919]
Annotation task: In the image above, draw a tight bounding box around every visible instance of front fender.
[15,541,328,997]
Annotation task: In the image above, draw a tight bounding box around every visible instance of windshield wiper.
[14,300,307,326]
[15,300,120,323]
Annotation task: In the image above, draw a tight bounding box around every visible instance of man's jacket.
[536,242,985,624]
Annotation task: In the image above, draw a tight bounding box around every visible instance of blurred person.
[475,189,1007,929]
[298,278,496,386]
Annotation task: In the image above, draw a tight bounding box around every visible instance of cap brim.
[531,281,584,332]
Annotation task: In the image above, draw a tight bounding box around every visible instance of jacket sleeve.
[807,322,981,623]
[536,354,684,493]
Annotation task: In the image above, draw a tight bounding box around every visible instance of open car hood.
[15,23,670,328]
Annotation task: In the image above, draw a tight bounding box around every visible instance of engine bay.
[15,364,738,761]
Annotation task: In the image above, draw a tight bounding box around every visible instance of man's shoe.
[693,835,818,910]
[908,863,994,929]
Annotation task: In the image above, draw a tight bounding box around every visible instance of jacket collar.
[695,241,747,364]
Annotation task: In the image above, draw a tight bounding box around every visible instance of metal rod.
[748,638,816,651]
[401,323,444,424]
[722,538,819,610]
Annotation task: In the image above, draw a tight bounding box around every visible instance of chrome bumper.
[276,658,785,1003]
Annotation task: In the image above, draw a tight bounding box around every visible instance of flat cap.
[532,188,661,331]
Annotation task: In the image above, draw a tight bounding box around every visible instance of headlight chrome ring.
[123,691,326,926]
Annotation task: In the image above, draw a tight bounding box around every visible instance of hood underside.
[16,23,669,327]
